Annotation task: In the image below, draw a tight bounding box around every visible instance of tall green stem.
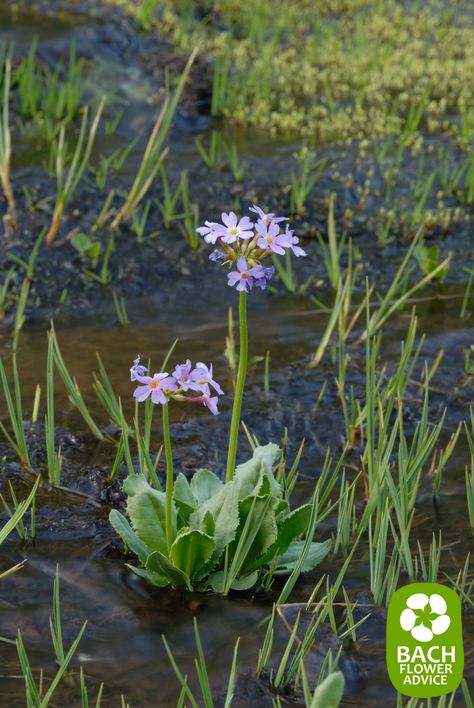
[226,291,248,482]
[162,402,174,550]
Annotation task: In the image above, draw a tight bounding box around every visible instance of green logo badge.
[386,583,464,698]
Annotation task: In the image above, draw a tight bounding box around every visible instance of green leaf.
[190,468,223,504]
[235,492,278,572]
[126,564,169,587]
[200,510,215,537]
[173,469,224,526]
[234,443,281,500]
[173,473,197,518]
[193,549,222,584]
[310,671,345,707]
[71,232,93,254]
[170,529,216,581]
[274,540,331,575]
[146,551,191,589]
[276,504,313,555]
[189,480,239,552]
[206,570,225,593]
[109,509,150,563]
[206,570,259,592]
[229,571,259,591]
[274,498,290,521]
[245,503,314,573]
[124,474,174,555]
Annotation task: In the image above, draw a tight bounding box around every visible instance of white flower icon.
[400,592,451,642]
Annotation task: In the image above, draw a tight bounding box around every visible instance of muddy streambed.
[0,290,473,706]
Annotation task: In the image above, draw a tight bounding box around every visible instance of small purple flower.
[191,362,224,395]
[130,355,148,382]
[282,226,307,257]
[189,385,220,415]
[196,221,223,245]
[209,249,225,262]
[218,212,254,244]
[256,219,289,255]
[172,360,202,392]
[249,205,288,225]
[227,257,265,293]
[254,265,275,290]
[133,373,178,405]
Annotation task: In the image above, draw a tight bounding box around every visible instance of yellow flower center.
[150,380,160,389]
[230,228,239,235]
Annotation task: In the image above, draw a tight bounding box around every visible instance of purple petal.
[133,385,151,402]
[227,271,242,286]
[204,396,219,415]
[270,243,286,255]
[236,278,250,292]
[248,265,265,278]
[268,220,280,237]
[161,376,178,391]
[151,388,167,405]
[238,216,254,231]
[293,245,307,257]
[134,374,152,385]
[236,256,248,273]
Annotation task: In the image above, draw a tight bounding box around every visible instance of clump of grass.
[162,617,239,708]
[49,324,104,440]
[289,147,326,216]
[0,476,39,568]
[13,568,131,707]
[0,354,32,470]
[46,100,105,246]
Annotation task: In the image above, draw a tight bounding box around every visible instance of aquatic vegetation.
[0,476,39,578]
[108,0,474,145]
[163,612,346,707]
[108,206,333,593]
[0,48,15,230]
[156,165,183,229]
[46,100,104,245]
[178,170,200,248]
[0,354,32,470]
[15,38,86,139]
[163,617,239,707]
[289,147,326,216]
[111,440,330,592]
[11,569,128,707]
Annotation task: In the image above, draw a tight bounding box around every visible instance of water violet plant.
[110,208,329,593]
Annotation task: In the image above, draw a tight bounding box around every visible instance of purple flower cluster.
[130,356,222,415]
[197,205,307,293]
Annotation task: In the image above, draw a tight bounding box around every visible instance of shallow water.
[1,3,474,706]
[1,288,474,706]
